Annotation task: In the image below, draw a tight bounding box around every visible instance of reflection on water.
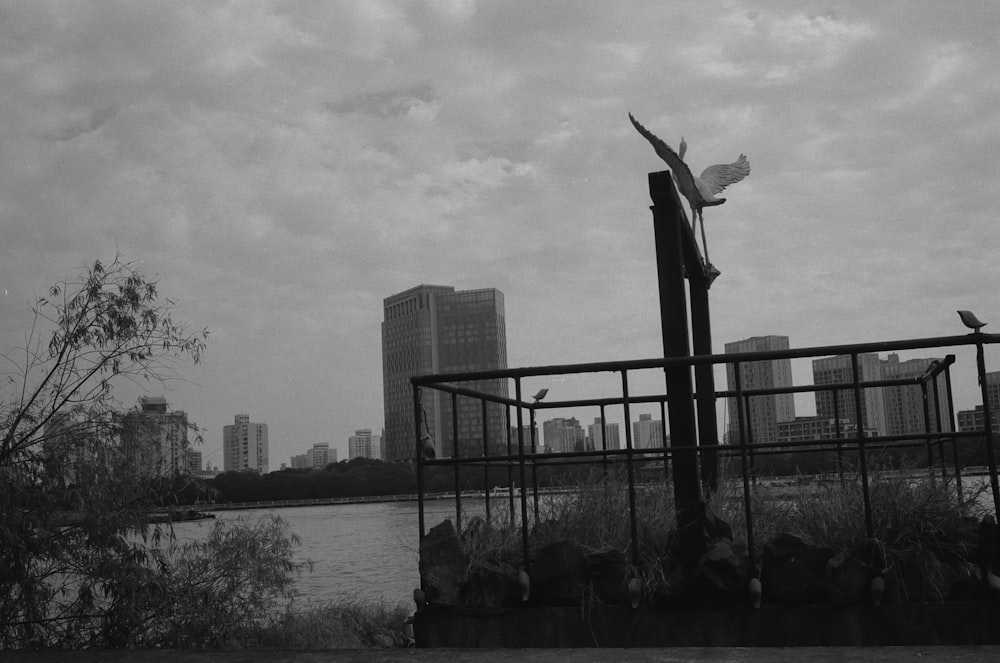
[170,499,481,607]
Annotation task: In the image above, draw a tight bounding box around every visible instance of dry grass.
[460,455,989,601]
[249,599,411,649]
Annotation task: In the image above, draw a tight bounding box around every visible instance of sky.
[2,1,999,468]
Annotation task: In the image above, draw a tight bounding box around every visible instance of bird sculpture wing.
[628,113,702,203]
[699,156,751,195]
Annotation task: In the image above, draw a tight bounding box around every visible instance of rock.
[675,501,733,546]
[584,545,628,604]
[693,540,750,602]
[951,561,987,600]
[529,539,588,604]
[372,632,394,648]
[826,550,869,606]
[418,519,469,606]
[761,532,834,605]
[460,564,518,609]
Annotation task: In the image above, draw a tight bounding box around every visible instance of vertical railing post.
[921,382,934,472]
[482,399,490,522]
[513,379,530,570]
[733,362,756,575]
[621,370,640,567]
[975,339,1000,518]
[944,363,963,501]
[599,404,609,477]
[851,354,874,539]
[451,392,462,535]
[414,384,426,542]
[529,407,540,523]
[659,400,670,480]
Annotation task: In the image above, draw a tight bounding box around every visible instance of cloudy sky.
[2,1,998,467]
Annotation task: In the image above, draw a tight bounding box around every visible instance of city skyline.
[2,4,998,467]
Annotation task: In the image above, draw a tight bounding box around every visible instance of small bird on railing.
[628,113,750,270]
[958,310,987,333]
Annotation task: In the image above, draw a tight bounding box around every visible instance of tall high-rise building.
[959,372,1000,434]
[880,353,952,436]
[542,417,585,453]
[725,336,796,445]
[123,396,191,476]
[382,285,508,461]
[349,429,381,460]
[813,354,886,436]
[223,414,269,473]
[588,417,621,451]
[632,413,666,449]
[985,372,1000,421]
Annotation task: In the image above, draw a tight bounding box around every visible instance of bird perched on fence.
[958,310,987,333]
[628,113,750,270]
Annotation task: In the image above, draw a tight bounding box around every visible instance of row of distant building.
[109,284,998,476]
[286,429,383,470]
[379,284,999,460]
[110,400,383,477]
[722,335,1000,445]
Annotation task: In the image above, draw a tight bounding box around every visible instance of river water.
[169,475,999,609]
[170,499,476,607]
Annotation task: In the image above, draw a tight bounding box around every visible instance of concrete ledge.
[414,601,1000,648]
[6,648,1000,662]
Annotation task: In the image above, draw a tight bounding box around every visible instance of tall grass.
[249,599,411,649]
[458,455,989,601]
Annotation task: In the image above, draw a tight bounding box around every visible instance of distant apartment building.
[725,336,796,445]
[290,453,311,469]
[42,412,97,483]
[123,396,191,476]
[776,416,878,443]
[588,417,621,451]
[986,372,1000,423]
[812,354,887,437]
[308,442,334,468]
[958,402,1000,432]
[382,285,508,461]
[542,417,586,453]
[632,413,666,449]
[223,414,269,473]
[510,424,540,453]
[186,449,203,474]
[349,429,381,460]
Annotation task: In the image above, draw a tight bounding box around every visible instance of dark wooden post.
[649,171,705,571]
[689,264,719,492]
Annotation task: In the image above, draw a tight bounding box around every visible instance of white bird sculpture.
[629,113,750,269]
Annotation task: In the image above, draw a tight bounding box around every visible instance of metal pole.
[851,354,874,539]
[621,370,640,567]
[482,399,490,522]
[944,363,963,501]
[514,379,530,567]
[451,392,462,534]
[414,385,426,541]
[733,362,756,574]
[975,339,1000,518]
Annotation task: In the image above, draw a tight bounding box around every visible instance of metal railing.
[412,332,1000,573]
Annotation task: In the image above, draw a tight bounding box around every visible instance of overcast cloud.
[2,1,998,466]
